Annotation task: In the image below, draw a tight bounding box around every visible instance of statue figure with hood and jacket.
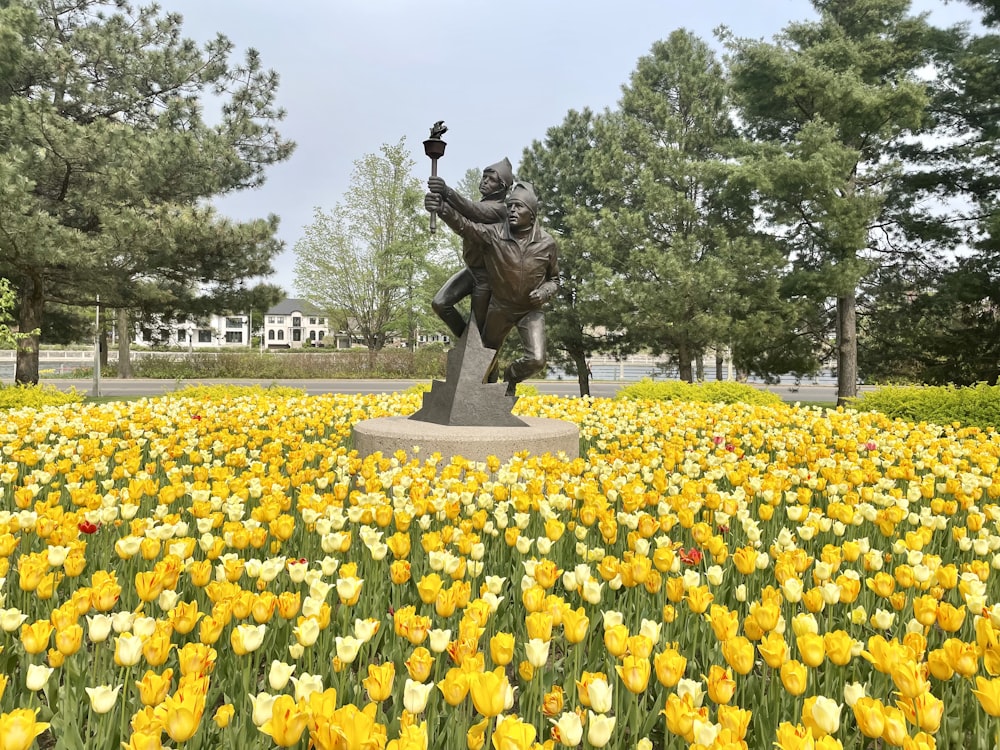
[427,158,514,339]
[426,180,559,396]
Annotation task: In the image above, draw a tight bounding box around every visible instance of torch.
[423,120,447,233]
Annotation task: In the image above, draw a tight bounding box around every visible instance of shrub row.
[851,381,1000,432]
[0,383,84,409]
[96,348,448,380]
[615,378,783,406]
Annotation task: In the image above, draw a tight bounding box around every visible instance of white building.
[263,299,330,348]
[135,313,250,349]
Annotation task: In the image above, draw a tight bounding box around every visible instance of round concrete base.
[353,416,580,465]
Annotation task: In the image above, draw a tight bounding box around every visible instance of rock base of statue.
[409,314,523,427]
[353,415,579,464]
[353,316,579,464]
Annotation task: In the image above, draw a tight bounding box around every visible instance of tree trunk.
[695,355,705,382]
[116,308,133,378]
[99,323,109,369]
[715,349,725,380]
[367,346,376,373]
[677,342,693,382]
[836,293,858,406]
[571,349,591,397]
[14,276,43,386]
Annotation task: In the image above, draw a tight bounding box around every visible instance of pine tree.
[0,0,293,383]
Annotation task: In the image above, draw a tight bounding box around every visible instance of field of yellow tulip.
[1,388,1000,750]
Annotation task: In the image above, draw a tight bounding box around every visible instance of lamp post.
[423,120,447,233]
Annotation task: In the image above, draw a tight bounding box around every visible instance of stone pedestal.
[353,415,579,465]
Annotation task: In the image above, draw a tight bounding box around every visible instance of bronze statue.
[426,180,559,396]
[428,158,513,339]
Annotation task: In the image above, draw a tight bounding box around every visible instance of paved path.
[32,377,858,404]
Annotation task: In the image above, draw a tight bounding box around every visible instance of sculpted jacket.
[439,203,559,316]
[441,187,508,269]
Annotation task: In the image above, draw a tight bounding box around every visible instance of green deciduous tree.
[0,0,293,383]
[294,138,430,366]
[726,0,932,403]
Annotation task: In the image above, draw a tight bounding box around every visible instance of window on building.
[267,316,275,324]
[308,330,316,341]
[268,330,275,340]
[198,330,212,343]
[309,317,316,325]
[225,331,243,344]
[292,329,302,342]
[226,317,243,329]
[277,330,284,340]
[292,316,302,328]
[318,331,325,340]
[319,317,326,325]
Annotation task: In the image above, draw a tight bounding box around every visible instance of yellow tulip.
[416,573,442,605]
[159,685,206,743]
[891,660,930,699]
[488,632,514,667]
[898,692,944,734]
[562,607,589,644]
[708,604,739,642]
[468,667,508,717]
[603,624,629,658]
[363,662,396,703]
[705,665,736,705]
[881,705,908,746]
[436,668,469,707]
[758,632,788,670]
[654,647,687,688]
[55,623,84,656]
[686,585,714,614]
[0,708,50,750]
[525,611,554,641]
[936,602,966,632]
[467,718,489,750]
[135,668,174,707]
[721,635,755,675]
[134,570,165,603]
[853,697,886,738]
[260,694,309,748]
[490,715,535,750]
[822,631,854,667]
[213,703,235,729]
[717,704,751,739]
[942,637,979,677]
[773,722,815,750]
[663,693,698,741]
[797,633,825,669]
[19,620,54,655]
[539,684,564,717]
[616,654,651,694]
[973,675,1000,716]
[780,660,808,697]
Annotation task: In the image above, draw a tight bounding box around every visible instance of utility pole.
[91,295,101,398]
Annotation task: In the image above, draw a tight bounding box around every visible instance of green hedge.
[0,383,84,409]
[615,379,782,406]
[851,382,1000,431]
[106,348,448,380]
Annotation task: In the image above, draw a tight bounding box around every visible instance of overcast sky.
[158,0,979,297]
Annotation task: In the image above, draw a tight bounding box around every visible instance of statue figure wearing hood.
[428,158,514,339]
[426,180,559,396]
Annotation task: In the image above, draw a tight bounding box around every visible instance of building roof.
[266,298,325,316]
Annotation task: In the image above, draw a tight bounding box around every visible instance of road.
[34,377,857,404]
